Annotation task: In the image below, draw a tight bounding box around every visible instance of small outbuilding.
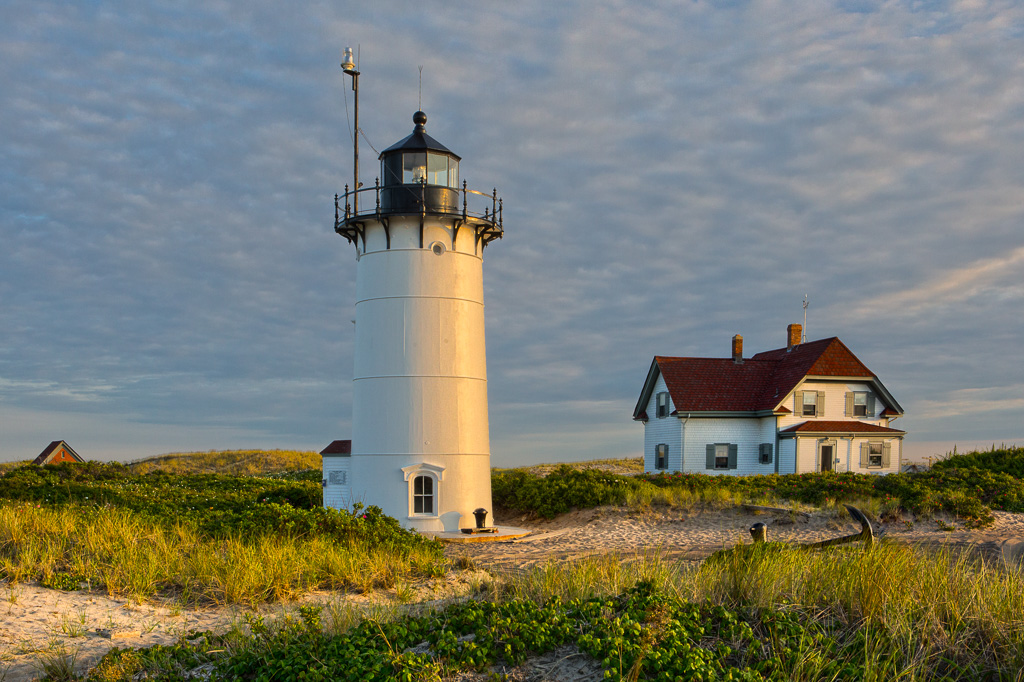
[32,440,85,465]
[320,440,352,510]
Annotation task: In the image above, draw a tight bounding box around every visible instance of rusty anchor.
[750,504,873,549]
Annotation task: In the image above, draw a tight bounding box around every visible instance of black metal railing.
[335,178,503,246]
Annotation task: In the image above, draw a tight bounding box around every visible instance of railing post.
[492,188,497,221]
[375,178,381,216]
[344,184,351,218]
[462,180,468,220]
[498,198,503,228]
[334,194,339,226]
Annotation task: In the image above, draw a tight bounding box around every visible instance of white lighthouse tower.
[328,90,503,532]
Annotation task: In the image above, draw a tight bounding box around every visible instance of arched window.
[401,462,445,519]
[413,475,434,514]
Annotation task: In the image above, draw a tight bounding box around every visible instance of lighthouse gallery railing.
[335,179,503,248]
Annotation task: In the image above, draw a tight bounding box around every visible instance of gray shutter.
[794,391,803,413]
[882,442,891,468]
[816,391,826,417]
[845,392,854,416]
[706,444,715,469]
[867,394,876,418]
[728,443,738,469]
[860,442,869,467]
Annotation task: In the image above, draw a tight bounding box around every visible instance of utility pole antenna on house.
[802,294,809,342]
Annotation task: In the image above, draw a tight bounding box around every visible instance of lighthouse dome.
[379,111,461,213]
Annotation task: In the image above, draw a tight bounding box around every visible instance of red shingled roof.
[779,421,905,435]
[32,440,85,465]
[655,337,875,413]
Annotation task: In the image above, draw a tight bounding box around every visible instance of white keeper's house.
[633,323,906,475]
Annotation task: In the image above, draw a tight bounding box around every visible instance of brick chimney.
[732,335,743,364]
[787,323,802,350]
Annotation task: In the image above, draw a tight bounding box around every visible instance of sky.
[2,0,1023,466]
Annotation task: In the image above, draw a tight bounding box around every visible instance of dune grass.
[0,460,31,476]
[497,542,1024,679]
[0,502,444,607]
[126,449,321,476]
[90,542,1024,681]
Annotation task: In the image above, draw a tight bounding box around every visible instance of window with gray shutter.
[656,392,669,418]
[867,394,876,418]
[759,443,773,464]
[655,443,668,470]
[708,444,732,470]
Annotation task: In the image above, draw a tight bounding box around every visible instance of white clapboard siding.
[681,417,778,476]
[643,373,681,472]
[322,457,352,510]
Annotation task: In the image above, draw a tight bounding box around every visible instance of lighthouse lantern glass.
[427,153,448,186]
[403,153,427,184]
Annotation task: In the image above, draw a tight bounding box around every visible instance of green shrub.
[931,445,1024,478]
[493,465,645,518]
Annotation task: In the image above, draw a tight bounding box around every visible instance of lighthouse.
[327,98,503,532]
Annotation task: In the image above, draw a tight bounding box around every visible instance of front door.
[820,444,834,472]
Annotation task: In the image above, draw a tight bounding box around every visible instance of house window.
[847,391,876,418]
[705,443,737,470]
[759,443,773,464]
[868,442,883,468]
[802,391,818,417]
[656,392,669,418]
[413,475,435,514]
[859,441,890,469]
[655,444,668,470]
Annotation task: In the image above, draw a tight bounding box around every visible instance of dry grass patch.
[126,450,320,476]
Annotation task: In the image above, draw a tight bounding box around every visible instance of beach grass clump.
[0,502,444,606]
[931,444,1024,478]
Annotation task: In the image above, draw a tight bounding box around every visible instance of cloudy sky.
[2,0,1022,465]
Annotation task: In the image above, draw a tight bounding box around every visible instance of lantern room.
[379,111,461,214]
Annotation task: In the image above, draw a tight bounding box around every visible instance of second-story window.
[656,392,669,418]
[802,391,818,417]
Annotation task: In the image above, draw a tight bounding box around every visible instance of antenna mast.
[802,294,809,342]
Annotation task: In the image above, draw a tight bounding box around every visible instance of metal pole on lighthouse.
[341,47,360,215]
